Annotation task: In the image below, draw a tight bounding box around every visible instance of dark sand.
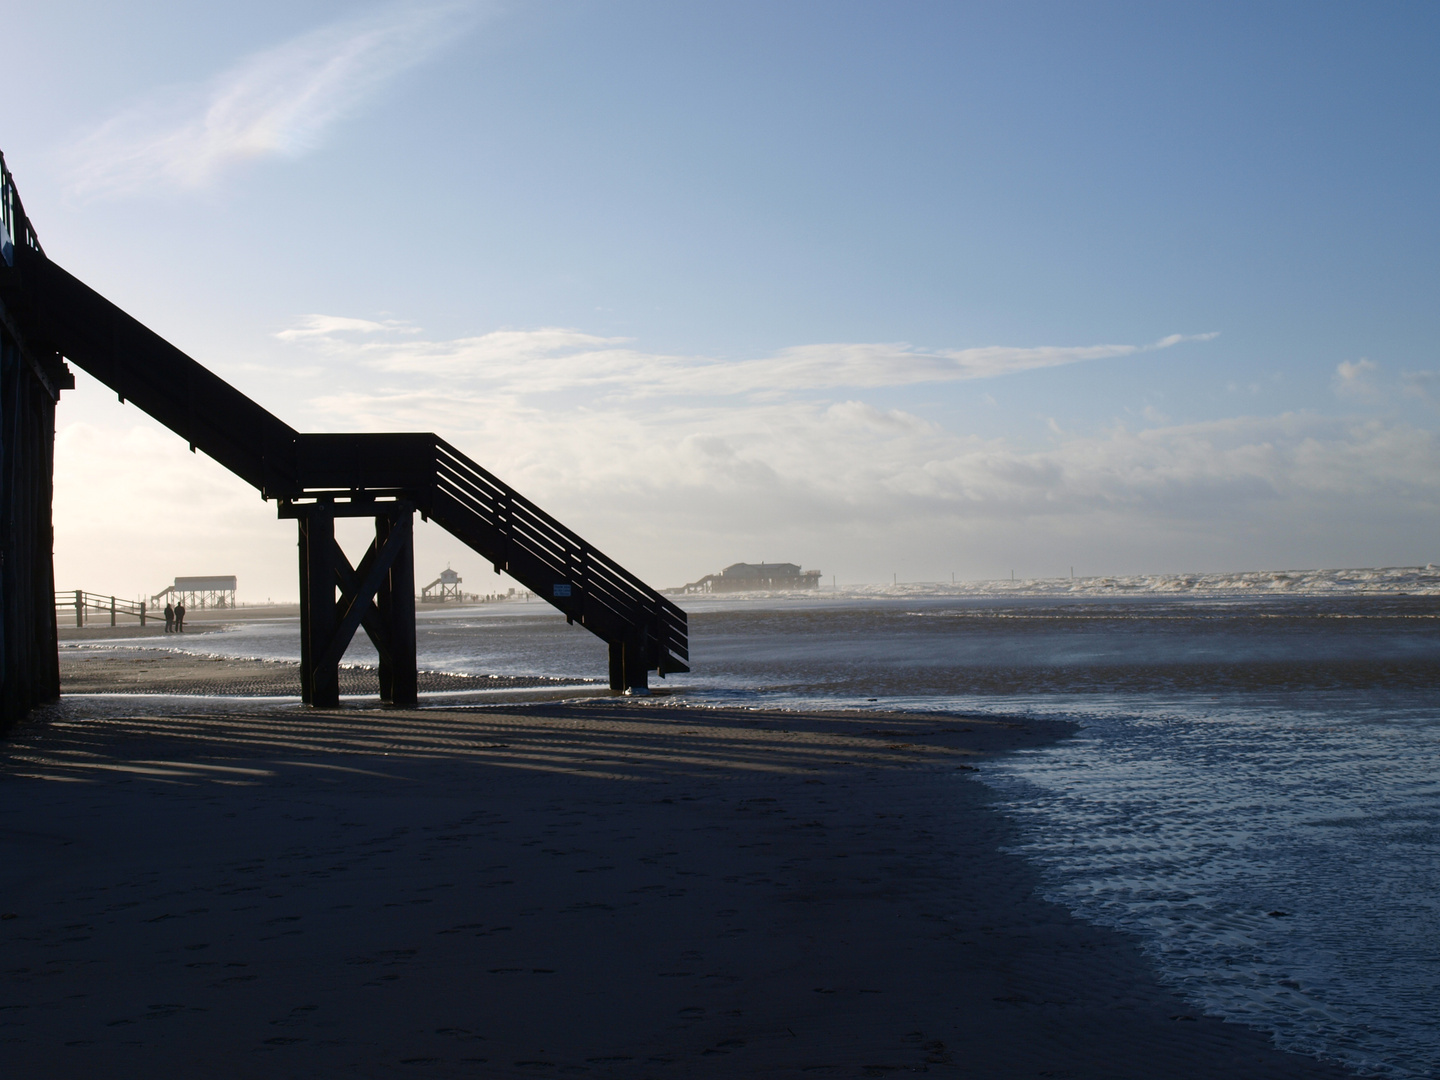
[0,676,1358,1077]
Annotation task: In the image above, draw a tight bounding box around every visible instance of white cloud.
[275,314,418,340]
[1334,357,1380,397]
[1153,332,1219,348]
[64,2,482,198]
[1140,404,1170,425]
[1402,369,1439,407]
[272,319,1440,530]
[251,315,1434,581]
[54,313,1440,597]
[278,320,1215,397]
[332,393,1440,517]
[55,386,1440,597]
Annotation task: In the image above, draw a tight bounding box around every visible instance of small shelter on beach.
[421,567,464,603]
[676,561,822,594]
[152,576,238,609]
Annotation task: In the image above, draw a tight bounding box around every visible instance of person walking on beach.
[174,602,185,633]
[163,601,174,633]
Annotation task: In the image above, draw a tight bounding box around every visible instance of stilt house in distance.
[677,562,822,594]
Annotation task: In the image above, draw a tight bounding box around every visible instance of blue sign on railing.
[553,583,572,597]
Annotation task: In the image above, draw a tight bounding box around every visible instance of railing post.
[75,589,83,628]
[497,490,511,572]
[140,600,146,627]
[110,595,116,627]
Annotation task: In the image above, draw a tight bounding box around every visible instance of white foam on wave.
[827,565,1440,599]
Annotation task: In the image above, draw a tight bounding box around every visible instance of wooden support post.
[297,504,338,707]
[75,589,82,628]
[140,600,146,627]
[110,595,115,627]
[608,639,623,691]
[375,510,417,707]
[608,632,650,694]
[292,499,417,708]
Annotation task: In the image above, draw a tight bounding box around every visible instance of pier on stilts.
[0,152,686,725]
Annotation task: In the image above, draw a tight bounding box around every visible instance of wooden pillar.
[297,505,338,707]
[608,632,650,694]
[375,509,417,706]
[608,639,624,691]
[0,326,64,732]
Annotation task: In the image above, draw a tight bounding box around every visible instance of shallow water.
[65,578,1440,1076]
[979,691,1440,1077]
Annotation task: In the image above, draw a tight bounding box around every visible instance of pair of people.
[162,601,186,633]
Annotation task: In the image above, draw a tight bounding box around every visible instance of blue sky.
[7,1,1438,599]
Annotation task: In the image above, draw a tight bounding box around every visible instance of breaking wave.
[829,565,1440,599]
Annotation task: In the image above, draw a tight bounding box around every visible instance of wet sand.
[55,602,302,640]
[58,649,598,698]
[0,690,1357,1078]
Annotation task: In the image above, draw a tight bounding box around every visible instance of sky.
[5,0,1438,601]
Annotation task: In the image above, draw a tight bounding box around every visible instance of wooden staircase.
[1,165,686,704]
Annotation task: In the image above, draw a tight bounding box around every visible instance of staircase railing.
[430,438,688,675]
[0,151,44,265]
[283,433,689,676]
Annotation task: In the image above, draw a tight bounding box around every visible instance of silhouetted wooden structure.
[678,561,822,593]
[152,576,238,609]
[0,154,69,730]
[56,591,149,627]
[421,568,463,603]
[0,152,685,727]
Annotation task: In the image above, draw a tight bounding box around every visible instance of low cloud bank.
[51,323,1437,598]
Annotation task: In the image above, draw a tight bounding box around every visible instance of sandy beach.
[0,663,1359,1079]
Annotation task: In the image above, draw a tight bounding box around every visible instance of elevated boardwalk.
[0,153,685,714]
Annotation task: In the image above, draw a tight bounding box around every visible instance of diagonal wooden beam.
[333,544,393,665]
[312,524,408,682]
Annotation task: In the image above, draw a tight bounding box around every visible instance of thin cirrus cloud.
[277,317,1219,397]
[63,2,483,199]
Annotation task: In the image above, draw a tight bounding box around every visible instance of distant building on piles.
[421,567,463,603]
[676,561,822,594]
[152,576,237,609]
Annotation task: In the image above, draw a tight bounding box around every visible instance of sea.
[63,565,1440,1077]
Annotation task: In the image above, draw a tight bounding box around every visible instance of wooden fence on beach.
[54,590,149,628]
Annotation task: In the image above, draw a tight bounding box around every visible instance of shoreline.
[0,692,1357,1077]
[58,648,602,699]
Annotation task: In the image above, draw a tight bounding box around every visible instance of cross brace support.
[296,502,417,707]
